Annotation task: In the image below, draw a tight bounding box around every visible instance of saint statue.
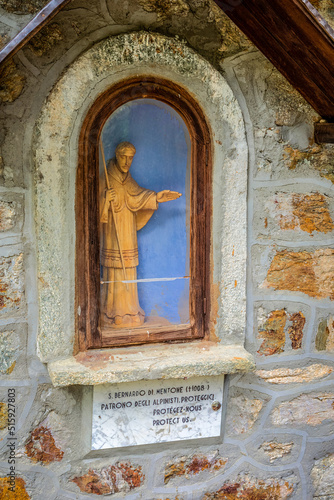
[100,141,181,328]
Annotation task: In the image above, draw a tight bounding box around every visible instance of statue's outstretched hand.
[157,190,182,203]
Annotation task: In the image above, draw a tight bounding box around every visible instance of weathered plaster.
[34,32,249,371]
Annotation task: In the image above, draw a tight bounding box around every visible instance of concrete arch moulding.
[34,31,253,385]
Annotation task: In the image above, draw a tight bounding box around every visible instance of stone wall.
[0,0,333,499]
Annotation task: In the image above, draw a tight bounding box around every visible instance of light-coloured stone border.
[34,32,251,382]
[49,343,254,387]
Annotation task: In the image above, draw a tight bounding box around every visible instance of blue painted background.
[101,99,190,324]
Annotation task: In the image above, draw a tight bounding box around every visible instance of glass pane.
[99,99,190,330]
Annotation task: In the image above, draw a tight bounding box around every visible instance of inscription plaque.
[92,375,224,449]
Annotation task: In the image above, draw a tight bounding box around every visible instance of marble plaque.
[92,375,224,449]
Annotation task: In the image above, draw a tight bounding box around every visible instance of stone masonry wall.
[0,0,334,498]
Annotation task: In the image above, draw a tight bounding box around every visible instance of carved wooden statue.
[100,141,181,328]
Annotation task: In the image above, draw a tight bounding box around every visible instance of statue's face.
[116,148,135,173]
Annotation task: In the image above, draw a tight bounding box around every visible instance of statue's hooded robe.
[100,160,158,325]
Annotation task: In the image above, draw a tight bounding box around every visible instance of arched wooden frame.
[76,77,212,351]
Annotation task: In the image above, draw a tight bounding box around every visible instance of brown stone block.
[263,248,334,300]
[0,477,30,499]
[288,312,305,349]
[312,453,334,499]
[256,364,333,384]
[0,195,24,233]
[0,59,25,103]
[0,254,24,315]
[0,402,8,429]
[273,192,334,234]
[0,324,27,377]
[272,393,334,426]
[284,145,314,170]
[0,33,9,52]
[256,308,305,356]
[315,314,334,351]
[0,201,15,231]
[164,452,227,484]
[28,24,63,57]
[259,441,294,463]
[255,188,334,241]
[202,477,294,499]
[257,309,286,356]
[248,432,303,466]
[283,144,334,184]
[25,425,64,464]
[72,463,144,495]
[0,330,22,375]
[226,394,264,435]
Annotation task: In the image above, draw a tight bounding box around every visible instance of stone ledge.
[47,342,255,387]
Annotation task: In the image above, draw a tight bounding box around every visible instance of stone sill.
[47,341,255,387]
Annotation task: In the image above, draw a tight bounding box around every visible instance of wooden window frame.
[76,77,212,351]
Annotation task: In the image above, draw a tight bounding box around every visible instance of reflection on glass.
[99,99,190,330]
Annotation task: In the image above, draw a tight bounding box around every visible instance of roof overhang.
[0,0,70,66]
[213,0,334,124]
[1,0,334,140]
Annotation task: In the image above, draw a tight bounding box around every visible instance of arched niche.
[77,77,211,350]
[33,32,253,384]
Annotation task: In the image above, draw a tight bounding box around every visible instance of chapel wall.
[0,0,333,498]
